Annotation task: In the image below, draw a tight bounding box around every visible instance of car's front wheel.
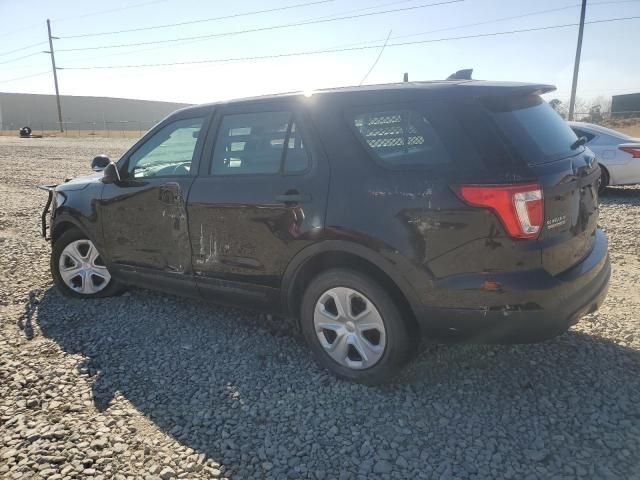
[301,268,416,384]
[51,228,123,298]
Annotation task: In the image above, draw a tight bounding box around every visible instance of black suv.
[41,79,610,383]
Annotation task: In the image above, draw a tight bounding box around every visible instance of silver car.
[569,121,640,190]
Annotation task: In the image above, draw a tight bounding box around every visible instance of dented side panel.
[99,177,196,289]
[186,100,331,306]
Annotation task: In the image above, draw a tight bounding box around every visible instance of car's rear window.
[482,95,580,164]
[347,101,525,175]
[350,109,450,167]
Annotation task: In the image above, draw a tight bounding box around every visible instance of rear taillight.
[455,183,544,239]
[619,146,640,158]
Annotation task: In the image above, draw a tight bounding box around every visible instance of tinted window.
[211,112,310,175]
[284,122,309,173]
[571,128,596,142]
[434,100,521,172]
[351,109,450,167]
[127,117,204,178]
[483,95,580,164]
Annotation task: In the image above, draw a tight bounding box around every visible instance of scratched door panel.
[100,177,195,275]
[187,102,330,305]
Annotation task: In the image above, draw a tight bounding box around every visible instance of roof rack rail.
[447,69,473,80]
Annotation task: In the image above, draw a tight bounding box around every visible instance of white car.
[568,121,640,190]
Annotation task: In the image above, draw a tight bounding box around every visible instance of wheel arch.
[282,241,422,334]
[51,216,95,245]
[599,163,611,187]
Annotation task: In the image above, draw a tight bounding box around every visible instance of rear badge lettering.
[546,215,567,229]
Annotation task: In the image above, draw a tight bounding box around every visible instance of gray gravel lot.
[1,136,639,479]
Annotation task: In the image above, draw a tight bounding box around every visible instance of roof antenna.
[447,68,473,80]
[403,72,409,82]
[359,30,392,86]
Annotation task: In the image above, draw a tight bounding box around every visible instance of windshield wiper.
[571,136,587,150]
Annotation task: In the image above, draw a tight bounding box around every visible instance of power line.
[0,41,47,58]
[0,51,44,65]
[52,0,170,23]
[59,0,619,67]
[0,0,171,41]
[55,0,464,52]
[58,15,640,71]
[0,23,42,40]
[324,0,640,52]
[382,0,640,43]
[61,0,418,64]
[305,0,415,21]
[60,0,336,39]
[0,71,50,84]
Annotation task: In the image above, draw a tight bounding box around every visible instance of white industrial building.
[0,92,190,132]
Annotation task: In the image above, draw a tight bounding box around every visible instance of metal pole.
[46,19,64,133]
[568,0,587,121]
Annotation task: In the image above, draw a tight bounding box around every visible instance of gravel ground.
[1,136,639,480]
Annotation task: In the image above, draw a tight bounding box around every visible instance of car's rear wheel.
[599,165,610,193]
[52,229,123,298]
[300,268,416,384]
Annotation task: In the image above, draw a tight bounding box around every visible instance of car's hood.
[54,172,103,192]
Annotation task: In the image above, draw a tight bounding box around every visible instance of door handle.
[276,192,312,203]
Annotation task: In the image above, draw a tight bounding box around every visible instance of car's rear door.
[99,111,210,295]
[187,100,330,308]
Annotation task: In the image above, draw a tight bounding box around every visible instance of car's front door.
[99,113,209,295]
[187,102,330,308]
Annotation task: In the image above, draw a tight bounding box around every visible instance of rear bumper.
[609,161,640,185]
[417,229,611,343]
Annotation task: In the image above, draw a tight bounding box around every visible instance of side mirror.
[102,162,121,184]
[91,155,110,172]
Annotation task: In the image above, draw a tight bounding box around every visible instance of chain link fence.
[0,120,159,138]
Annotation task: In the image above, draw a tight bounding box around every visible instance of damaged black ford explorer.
[40,74,611,383]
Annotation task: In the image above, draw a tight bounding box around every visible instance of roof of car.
[177,79,556,114]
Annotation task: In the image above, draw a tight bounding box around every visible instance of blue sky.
[1,0,638,105]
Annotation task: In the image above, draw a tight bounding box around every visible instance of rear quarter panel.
[308,93,542,307]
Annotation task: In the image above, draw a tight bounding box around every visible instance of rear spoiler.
[507,84,557,96]
[457,81,557,98]
[480,83,556,97]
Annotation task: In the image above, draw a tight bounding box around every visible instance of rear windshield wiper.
[571,136,587,150]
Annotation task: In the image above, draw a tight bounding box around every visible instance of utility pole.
[46,19,63,132]
[568,0,587,121]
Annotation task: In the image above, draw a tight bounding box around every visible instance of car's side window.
[211,111,310,175]
[126,117,204,178]
[350,109,450,167]
[571,128,595,143]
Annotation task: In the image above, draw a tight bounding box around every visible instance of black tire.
[51,228,124,298]
[300,268,417,384]
[599,166,610,193]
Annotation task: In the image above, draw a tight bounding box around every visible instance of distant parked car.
[569,121,640,190]
[39,79,610,383]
